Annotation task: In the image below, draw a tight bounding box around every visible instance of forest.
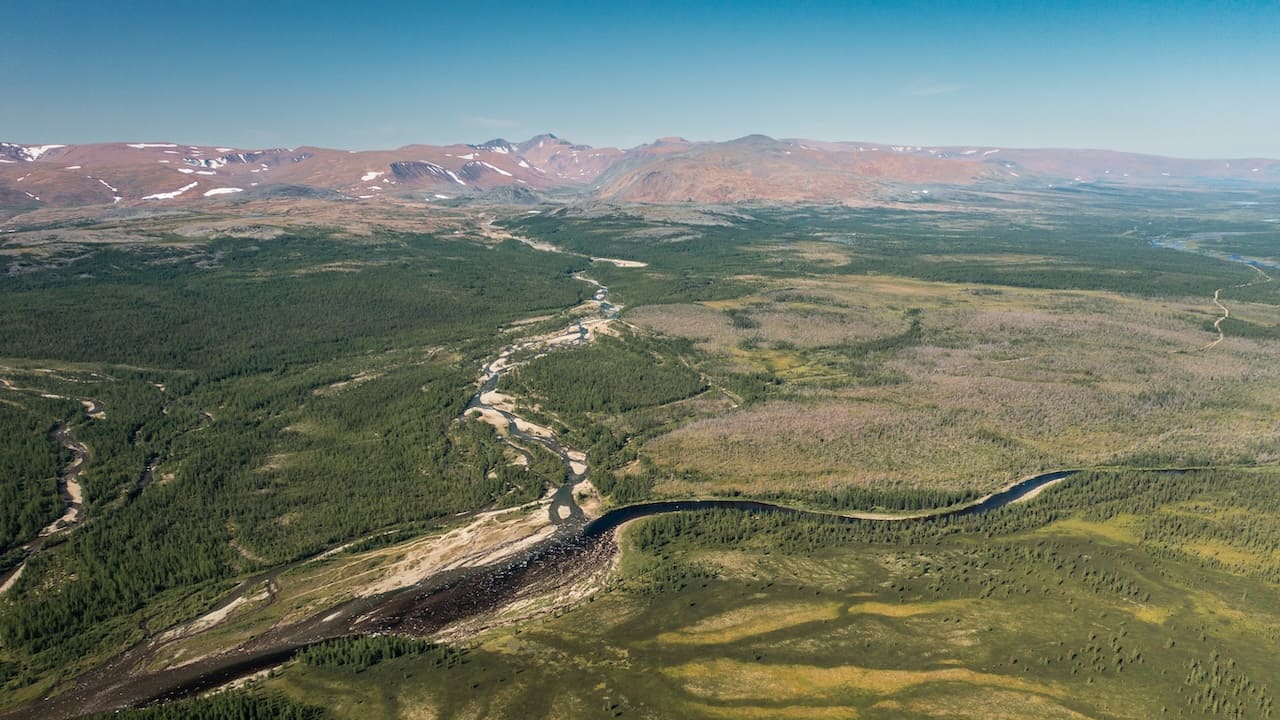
[0,229,590,695]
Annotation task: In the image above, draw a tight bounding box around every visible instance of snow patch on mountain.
[18,144,65,161]
[203,188,243,197]
[186,156,227,169]
[479,161,513,177]
[127,143,178,149]
[142,182,198,200]
[361,171,384,182]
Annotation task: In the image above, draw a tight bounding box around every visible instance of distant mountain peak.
[473,139,516,154]
[724,134,782,148]
[517,133,569,153]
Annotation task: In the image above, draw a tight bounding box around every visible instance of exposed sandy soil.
[1012,476,1067,504]
[172,221,286,240]
[465,405,511,433]
[567,449,588,476]
[154,586,272,647]
[357,504,561,598]
[79,398,106,419]
[0,563,26,595]
[590,256,648,267]
[432,536,620,644]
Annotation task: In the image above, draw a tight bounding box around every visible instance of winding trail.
[1197,264,1271,351]
[1200,288,1230,350]
[1192,263,1264,353]
[1150,238,1275,352]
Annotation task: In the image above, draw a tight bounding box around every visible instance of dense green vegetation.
[498,332,712,503]
[0,397,70,563]
[298,636,465,673]
[92,692,326,720]
[510,201,1278,305]
[506,334,707,417]
[625,468,1271,569]
[0,231,589,697]
[0,234,587,373]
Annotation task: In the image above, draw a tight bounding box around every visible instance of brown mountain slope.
[0,136,633,214]
[2,135,1278,215]
[596,135,1000,204]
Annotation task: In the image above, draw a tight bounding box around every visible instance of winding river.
[9,465,1083,720]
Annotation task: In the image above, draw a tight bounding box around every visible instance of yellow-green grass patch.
[656,600,843,645]
[665,658,1061,702]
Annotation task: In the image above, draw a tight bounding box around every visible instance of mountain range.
[3,133,1279,213]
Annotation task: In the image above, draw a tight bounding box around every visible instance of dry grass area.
[885,688,1094,720]
[665,658,1062,702]
[0,196,484,250]
[636,274,1280,495]
[680,703,861,719]
[845,599,974,618]
[627,300,895,356]
[656,600,843,645]
[746,241,856,266]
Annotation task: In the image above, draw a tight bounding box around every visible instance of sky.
[4,0,1280,158]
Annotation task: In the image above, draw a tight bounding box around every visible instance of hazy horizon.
[5,0,1280,158]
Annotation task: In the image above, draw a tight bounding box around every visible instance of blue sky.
[4,1,1279,157]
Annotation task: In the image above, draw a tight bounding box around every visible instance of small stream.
[0,392,97,597]
[464,271,618,530]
